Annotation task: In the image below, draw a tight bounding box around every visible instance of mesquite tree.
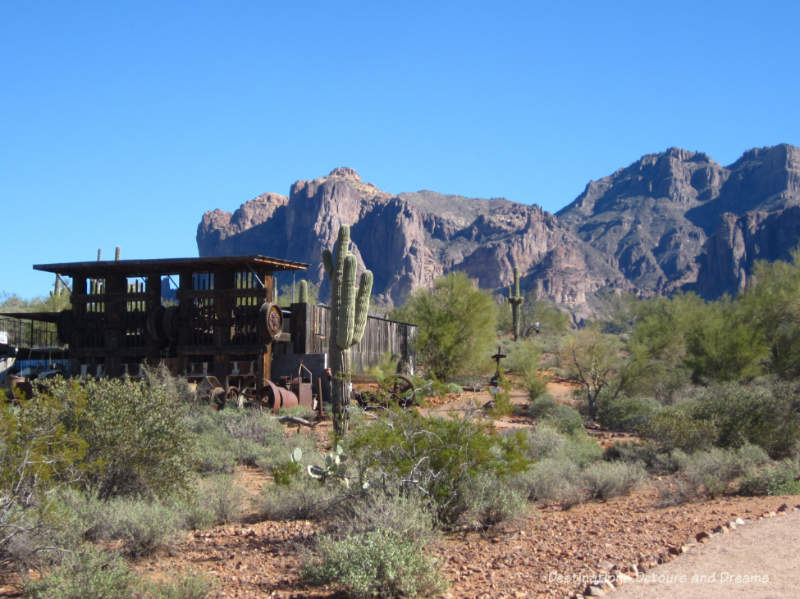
[508,268,524,341]
[322,225,373,434]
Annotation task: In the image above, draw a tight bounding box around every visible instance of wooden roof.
[34,255,308,277]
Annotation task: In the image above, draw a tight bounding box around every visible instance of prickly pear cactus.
[322,225,373,434]
[508,268,524,341]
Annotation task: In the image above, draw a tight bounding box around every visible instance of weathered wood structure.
[21,255,416,398]
[33,256,307,395]
[286,303,416,374]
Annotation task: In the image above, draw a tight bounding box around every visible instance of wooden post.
[105,275,126,377]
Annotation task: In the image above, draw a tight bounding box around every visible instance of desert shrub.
[529,395,584,435]
[97,497,182,557]
[558,328,628,419]
[302,529,446,599]
[503,339,542,380]
[192,427,237,474]
[24,549,139,599]
[195,475,244,525]
[602,441,685,474]
[597,395,660,433]
[346,409,528,527]
[520,457,585,508]
[663,445,770,503]
[692,380,800,458]
[37,373,194,500]
[144,571,214,599]
[336,489,436,542]
[522,423,601,468]
[258,477,341,521]
[1,390,88,573]
[582,461,646,500]
[523,424,567,460]
[639,404,716,453]
[457,471,527,529]
[390,272,497,380]
[738,459,800,496]
[683,297,766,383]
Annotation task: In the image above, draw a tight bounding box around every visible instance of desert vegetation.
[3,251,800,598]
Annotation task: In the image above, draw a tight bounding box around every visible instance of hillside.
[197,144,800,309]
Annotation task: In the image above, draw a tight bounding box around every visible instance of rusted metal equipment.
[262,379,299,413]
[287,363,314,410]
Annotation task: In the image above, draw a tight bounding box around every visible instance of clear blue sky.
[2,1,799,298]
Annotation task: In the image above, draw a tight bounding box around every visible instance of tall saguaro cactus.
[323,225,373,434]
[508,268,524,341]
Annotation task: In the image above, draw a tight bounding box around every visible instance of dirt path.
[609,509,800,599]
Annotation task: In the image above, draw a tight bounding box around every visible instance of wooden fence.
[289,304,416,374]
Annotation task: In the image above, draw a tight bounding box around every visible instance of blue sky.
[2,1,799,298]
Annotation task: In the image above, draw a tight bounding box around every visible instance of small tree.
[392,272,497,381]
[558,328,627,419]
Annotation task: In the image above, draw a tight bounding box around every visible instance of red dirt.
[4,381,799,599]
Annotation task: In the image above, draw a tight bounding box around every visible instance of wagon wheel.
[226,386,242,407]
[383,374,416,407]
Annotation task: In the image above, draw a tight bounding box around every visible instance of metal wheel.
[383,374,416,407]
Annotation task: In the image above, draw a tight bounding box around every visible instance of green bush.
[597,396,660,433]
[144,571,215,599]
[336,489,436,541]
[346,409,528,527]
[738,459,800,496]
[105,498,182,557]
[520,457,585,508]
[458,471,527,529]
[24,549,139,599]
[581,461,646,500]
[195,475,244,525]
[390,272,497,380]
[192,428,237,474]
[640,404,716,453]
[38,372,195,500]
[25,550,213,599]
[529,395,584,435]
[602,442,685,474]
[662,445,771,503]
[692,380,800,458]
[258,477,341,521]
[302,529,446,599]
[522,424,601,468]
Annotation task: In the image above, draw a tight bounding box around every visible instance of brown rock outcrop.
[197,144,800,310]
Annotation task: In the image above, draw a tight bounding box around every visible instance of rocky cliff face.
[197,144,800,310]
[557,143,800,298]
[197,168,625,309]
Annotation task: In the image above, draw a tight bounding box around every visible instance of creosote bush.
[345,409,529,527]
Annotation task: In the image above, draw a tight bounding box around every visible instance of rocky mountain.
[557,143,800,298]
[197,168,626,309]
[196,144,800,311]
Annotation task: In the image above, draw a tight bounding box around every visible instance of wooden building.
[23,255,416,396]
[33,255,307,395]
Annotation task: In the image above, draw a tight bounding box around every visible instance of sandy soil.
[609,508,800,599]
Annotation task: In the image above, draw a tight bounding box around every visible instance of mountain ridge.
[197,143,800,312]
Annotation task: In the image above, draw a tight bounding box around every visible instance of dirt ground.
[609,508,800,599]
[3,379,799,599]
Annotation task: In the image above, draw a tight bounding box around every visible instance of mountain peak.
[327,167,362,180]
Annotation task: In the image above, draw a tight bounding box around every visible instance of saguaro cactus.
[508,268,524,341]
[322,225,373,434]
